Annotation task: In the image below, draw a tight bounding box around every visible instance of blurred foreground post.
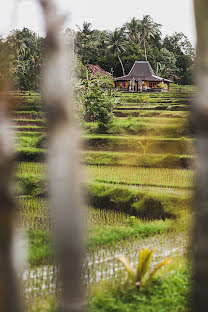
[193,0,208,310]
[0,95,22,311]
[39,0,84,311]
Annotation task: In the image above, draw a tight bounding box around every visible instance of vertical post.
[39,0,84,311]
[192,0,208,310]
[0,96,22,311]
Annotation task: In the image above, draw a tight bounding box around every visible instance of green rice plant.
[17,163,194,189]
[18,197,49,230]
[117,248,172,290]
[17,162,45,175]
[87,165,194,189]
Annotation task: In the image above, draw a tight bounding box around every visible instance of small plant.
[138,141,153,155]
[158,82,168,90]
[117,248,172,291]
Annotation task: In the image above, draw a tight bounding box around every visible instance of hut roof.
[87,65,112,76]
[116,61,172,82]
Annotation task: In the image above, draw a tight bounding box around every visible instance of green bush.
[79,74,118,132]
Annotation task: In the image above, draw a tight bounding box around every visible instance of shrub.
[79,74,118,133]
[158,82,168,90]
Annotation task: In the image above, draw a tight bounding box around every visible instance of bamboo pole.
[0,95,23,311]
[39,0,84,311]
[192,0,208,310]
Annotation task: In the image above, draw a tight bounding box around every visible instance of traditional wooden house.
[115,61,172,92]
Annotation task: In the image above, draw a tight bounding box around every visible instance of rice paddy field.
[13,84,194,311]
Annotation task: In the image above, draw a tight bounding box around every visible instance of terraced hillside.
[14,84,194,307]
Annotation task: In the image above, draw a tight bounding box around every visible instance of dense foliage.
[75,16,195,85]
[79,71,117,132]
[0,28,44,90]
[0,15,195,90]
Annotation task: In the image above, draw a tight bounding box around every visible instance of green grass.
[25,219,172,264]
[84,117,190,137]
[13,125,46,132]
[88,220,171,249]
[85,135,193,155]
[13,119,45,126]
[88,264,190,312]
[27,229,54,265]
[113,109,189,118]
[87,182,191,218]
[83,151,193,169]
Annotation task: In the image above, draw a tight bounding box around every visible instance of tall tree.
[76,22,99,64]
[6,28,44,90]
[163,32,195,84]
[158,48,177,80]
[139,15,161,61]
[125,18,141,44]
[108,28,126,76]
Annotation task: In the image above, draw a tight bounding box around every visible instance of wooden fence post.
[193,0,208,310]
[39,0,84,311]
[0,97,23,311]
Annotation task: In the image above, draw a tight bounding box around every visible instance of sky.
[1,0,196,46]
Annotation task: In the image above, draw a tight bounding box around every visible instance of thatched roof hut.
[115,61,172,92]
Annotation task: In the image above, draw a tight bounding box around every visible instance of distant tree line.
[75,15,195,85]
[0,15,195,90]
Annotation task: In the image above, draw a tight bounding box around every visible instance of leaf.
[117,254,135,282]
[136,248,149,282]
[141,248,155,279]
[144,257,172,286]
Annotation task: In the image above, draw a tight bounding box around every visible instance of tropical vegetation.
[0,14,195,91]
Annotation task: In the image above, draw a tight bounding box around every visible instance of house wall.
[115,80,170,91]
[143,81,149,88]
[115,81,129,90]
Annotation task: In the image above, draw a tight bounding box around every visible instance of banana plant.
[117,248,172,291]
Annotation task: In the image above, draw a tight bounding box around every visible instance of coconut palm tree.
[76,22,100,64]
[125,17,141,44]
[139,15,161,61]
[76,21,93,37]
[108,28,126,76]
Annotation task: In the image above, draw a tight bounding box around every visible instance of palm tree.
[76,21,93,37]
[76,22,98,64]
[125,18,141,44]
[139,15,161,61]
[108,28,126,76]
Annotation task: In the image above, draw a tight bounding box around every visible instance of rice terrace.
[0,0,204,311]
[14,83,193,310]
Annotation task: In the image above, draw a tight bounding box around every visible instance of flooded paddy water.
[20,230,189,297]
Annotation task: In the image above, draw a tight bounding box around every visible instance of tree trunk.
[118,54,126,76]
[144,39,148,62]
[192,0,208,311]
[39,0,84,311]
